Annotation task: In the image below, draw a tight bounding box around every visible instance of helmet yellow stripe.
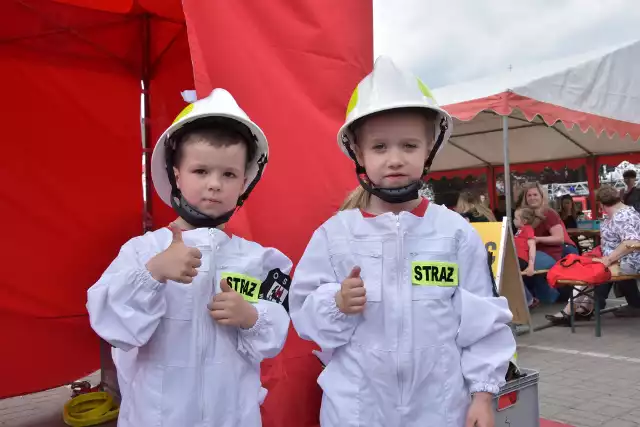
[417,78,435,101]
[346,86,359,119]
[173,103,194,124]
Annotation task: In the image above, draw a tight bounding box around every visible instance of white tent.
[430,39,640,214]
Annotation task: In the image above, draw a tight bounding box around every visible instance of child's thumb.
[169,223,183,244]
[220,278,233,293]
[348,266,361,279]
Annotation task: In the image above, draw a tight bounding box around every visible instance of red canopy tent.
[0,0,193,398]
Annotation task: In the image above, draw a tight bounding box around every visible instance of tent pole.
[487,165,496,211]
[100,12,153,404]
[502,116,512,220]
[588,156,599,219]
[142,13,153,232]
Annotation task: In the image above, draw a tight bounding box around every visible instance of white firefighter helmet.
[337,56,453,160]
[151,88,268,207]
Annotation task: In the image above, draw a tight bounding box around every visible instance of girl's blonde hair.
[340,186,371,211]
[519,207,545,225]
[456,191,497,221]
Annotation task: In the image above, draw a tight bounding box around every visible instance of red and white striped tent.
[430,39,640,213]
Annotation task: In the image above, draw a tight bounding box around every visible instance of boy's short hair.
[170,117,257,169]
[623,169,637,179]
[596,185,622,207]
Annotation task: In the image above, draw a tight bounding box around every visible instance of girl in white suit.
[290,57,515,427]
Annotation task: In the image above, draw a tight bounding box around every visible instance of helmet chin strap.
[342,117,448,205]
[357,174,421,204]
[170,193,235,229]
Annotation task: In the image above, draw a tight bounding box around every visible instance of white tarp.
[431,39,640,172]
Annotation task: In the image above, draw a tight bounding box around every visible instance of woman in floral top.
[594,185,640,317]
[546,185,640,324]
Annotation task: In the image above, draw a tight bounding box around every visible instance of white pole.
[503,116,512,219]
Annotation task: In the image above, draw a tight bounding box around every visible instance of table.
[566,228,601,250]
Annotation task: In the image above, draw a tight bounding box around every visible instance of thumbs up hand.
[209,278,258,329]
[145,223,202,284]
[335,266,367,315]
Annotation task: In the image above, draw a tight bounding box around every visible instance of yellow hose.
[63,391,119,426]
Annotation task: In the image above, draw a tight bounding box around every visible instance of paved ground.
[2,297,639,427]
[518,298,640,427]
[0,371,111,427]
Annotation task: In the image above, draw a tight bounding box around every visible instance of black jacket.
[623,187,640,214]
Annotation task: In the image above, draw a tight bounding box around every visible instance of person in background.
[621,169,640,213]
[558,194,583,251]
[546,185,640,323]
[514,207,543,309]
[558,194,580,229]
[456,190,497,222]
[494,195,507,222]
[594,185,640,317]
[514,183,576,303]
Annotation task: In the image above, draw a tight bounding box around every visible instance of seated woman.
[558,194,580,229]
[558,194,583,252]
[514,183,576,303]
[546,185,640,324]
[456,190,497,222]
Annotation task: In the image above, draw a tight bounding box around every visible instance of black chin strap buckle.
[237,153,268,207]
[422,116,448,177]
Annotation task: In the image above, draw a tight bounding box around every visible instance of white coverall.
[87,227,292,427]
[290,203,516,427]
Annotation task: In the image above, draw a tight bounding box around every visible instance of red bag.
[582,246,603,258]
[547,253,612,287]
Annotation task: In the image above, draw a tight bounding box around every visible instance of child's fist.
[146,224,202,284]
[335,266,367,314]
[208,278,258,329]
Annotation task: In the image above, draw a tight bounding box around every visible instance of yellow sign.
[471,222,503,282]
[411,261,459,286]
[472,220,531,327]
[221,273,260,303]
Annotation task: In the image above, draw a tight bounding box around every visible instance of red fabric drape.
[0,0,192,398]
[0,50,141,398]
[148,30,195,229]
[182,1,373,425]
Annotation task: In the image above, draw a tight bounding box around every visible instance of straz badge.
[411,261,459,287]
[221,273,261,303]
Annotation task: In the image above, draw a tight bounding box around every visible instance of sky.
[373,0,640,89]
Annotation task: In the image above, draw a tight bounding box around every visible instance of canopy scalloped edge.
[443,91,640,142]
